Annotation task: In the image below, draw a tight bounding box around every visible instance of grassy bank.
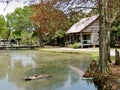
[39,47,117,61]
[39,48,98,54]
[39,48,99,60]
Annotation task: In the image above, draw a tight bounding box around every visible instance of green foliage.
[6,6,33,39]
[111,9,120,46]
[0,15,8,39]
[91,52,99,61]
[111,10,120,36]
[68,43,81,49]
[69,11,89,23]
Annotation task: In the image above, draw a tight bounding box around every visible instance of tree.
[105,0,120,63]
[98,0,109,72]
[30,2,68,47]
[98,0,120,72]
[0,15,8,39]
[6,6,34,41]
[111,9,120,46]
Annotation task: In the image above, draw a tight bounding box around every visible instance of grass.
[39,48,99,60]
[39,47,116,61]
[39,48,98,54]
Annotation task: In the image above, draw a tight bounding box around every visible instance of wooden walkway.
[0,45,39,50]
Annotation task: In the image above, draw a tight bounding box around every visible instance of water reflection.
[0,50,97,90]
[10,53,36,67]
[63,75,72,88]
[0,74,24,90]
[60,72,97,90]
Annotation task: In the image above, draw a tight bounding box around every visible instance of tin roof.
[66,15,99,34]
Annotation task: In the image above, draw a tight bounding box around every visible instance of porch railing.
[81,40,92,44]
[65,41,72,47]
[65,40,93,47]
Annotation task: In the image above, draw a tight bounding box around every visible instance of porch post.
[75,34,78,42]
[80,33,83,48]
[69,34,71,43]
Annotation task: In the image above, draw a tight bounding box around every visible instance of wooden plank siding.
[82,19,99,46]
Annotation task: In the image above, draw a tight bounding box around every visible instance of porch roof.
[66,15,99,34]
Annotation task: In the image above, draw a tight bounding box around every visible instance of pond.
[0,50,97,90]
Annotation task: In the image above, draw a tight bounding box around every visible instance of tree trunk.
[106,21,111,63]
[106,1,113,63]
[115,49,120,65]
[38,32,44,47]
[98,0,109,72]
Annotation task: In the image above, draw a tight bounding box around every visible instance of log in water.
[24,74,51,81]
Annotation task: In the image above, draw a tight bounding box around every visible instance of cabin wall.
[82,19,99,45]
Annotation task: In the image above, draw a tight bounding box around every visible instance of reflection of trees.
[0,51,37,89]
[10,52,36,68]
[0,53,10,79]
[8,61,34,88]
[0,51,92,90]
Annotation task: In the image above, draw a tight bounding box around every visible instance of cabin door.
[82,33,91,44]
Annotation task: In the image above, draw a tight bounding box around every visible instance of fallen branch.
[24,74,52,81]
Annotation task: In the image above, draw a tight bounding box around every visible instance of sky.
[0,1,28,16]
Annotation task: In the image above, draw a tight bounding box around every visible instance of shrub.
[68,43,81,49]
[68,44,73,48]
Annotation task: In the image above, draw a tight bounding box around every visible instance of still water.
[0,50,97,90]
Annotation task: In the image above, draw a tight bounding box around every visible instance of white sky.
[0,1,28,16]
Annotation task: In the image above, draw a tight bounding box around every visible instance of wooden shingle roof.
[66,15,99,34]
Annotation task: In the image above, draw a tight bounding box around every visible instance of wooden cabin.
[66,15,99,48]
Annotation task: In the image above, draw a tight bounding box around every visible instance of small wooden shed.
[66,15,99,47]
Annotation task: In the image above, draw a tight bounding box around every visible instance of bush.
[68,43,81,49]
[68,44,73,48]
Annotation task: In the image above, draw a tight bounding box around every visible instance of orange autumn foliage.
[30,2,67,34]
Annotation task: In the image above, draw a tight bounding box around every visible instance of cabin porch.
[65,32,95,48]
